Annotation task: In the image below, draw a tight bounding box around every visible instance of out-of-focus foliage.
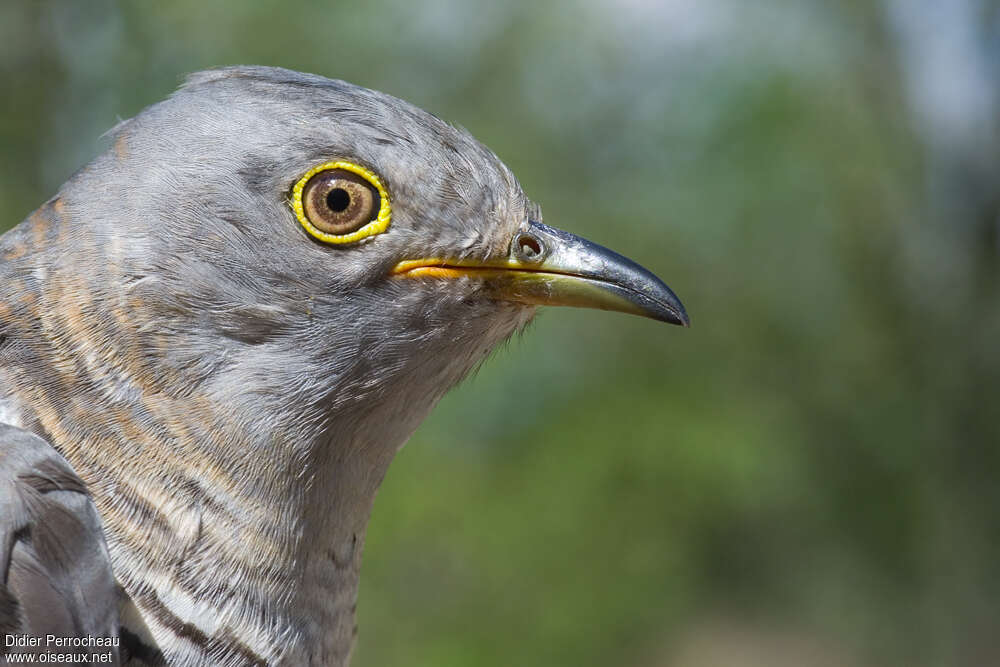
[2,1,998,665]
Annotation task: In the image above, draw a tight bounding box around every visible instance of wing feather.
[0,424,120,666]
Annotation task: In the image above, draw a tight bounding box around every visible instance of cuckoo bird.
[0,67,687,666]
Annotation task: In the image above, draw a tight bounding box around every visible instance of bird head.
[45,66,686,451]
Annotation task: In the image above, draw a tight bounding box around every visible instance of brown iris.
[301,169,381,235]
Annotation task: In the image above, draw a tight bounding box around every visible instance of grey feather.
[0,65,535,667]
[0,425,120,665]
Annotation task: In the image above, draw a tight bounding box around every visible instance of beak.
[391,221,689,326]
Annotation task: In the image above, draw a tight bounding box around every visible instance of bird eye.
[303,170,378,234]
[291,161,391,244]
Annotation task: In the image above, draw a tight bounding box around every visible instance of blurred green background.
[2,1,999,665]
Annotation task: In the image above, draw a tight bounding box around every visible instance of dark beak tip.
[662,307,690,327]
[648,286,689,327]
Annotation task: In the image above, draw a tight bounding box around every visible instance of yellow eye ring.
[291,161,391,244]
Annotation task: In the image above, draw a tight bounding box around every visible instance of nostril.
[514,233,544,262]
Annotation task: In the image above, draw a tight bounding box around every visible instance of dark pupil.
[326,188,351,212]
